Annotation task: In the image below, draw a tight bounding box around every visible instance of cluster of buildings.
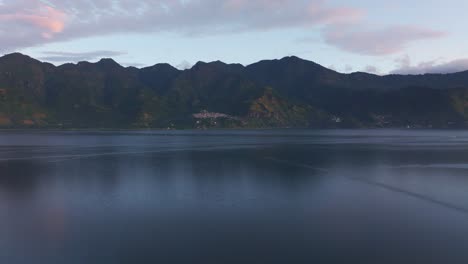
[193,110,231,119]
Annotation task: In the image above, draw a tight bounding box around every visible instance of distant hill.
[1,53,468,129]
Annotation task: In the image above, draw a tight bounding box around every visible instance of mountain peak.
[279,55,303,62]
[96,58,122,68]
[0,52,39,64]
[246,56,332,78]
[192,60,244,74]
[193,60,226,68]
[144,63,179,71]
[279,56,326,68]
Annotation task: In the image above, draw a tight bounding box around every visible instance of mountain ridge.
[1,53,468,129]
[6,53,468,76]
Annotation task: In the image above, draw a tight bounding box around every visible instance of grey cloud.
[327,65,337,71]
[39,50,127,62]
[0,0,362,51]
[121,62,147,68]
[391,58,468,74]
[395,54,411,69]
[176,60,192,70]
[364,65,379,74]
[0,0,448,59]
[344,64,353,72]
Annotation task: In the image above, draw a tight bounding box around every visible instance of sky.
[0,0,467,74]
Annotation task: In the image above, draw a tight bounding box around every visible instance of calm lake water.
[1,129,468,263]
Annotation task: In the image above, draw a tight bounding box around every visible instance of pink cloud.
[0,0,362,51]
[307,5,363,24]
[217,0,363,29]
[323,25,446,56]
[0,0,446,58]
[0,3,66,39]
[222,0,363,23]
[33,6,66,34]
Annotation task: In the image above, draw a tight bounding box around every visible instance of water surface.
[1,129,468,263]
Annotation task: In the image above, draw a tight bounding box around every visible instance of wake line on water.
[265,157,468,216]
[0,150,173,163]
[346,177,468,215]
[0,148,209,163]
[0,144,268,163]
[382,164,468,170]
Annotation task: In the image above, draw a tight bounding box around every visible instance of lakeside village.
[189,110,461,129]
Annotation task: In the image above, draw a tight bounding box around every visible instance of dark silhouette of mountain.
[0,53,467,128]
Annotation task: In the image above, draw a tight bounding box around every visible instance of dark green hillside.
[1,53,468,128]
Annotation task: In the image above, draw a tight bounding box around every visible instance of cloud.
[0,0,67,50]
[176,60,192,70]
[323,25,446,56]
[344,64,353,72]
[0,5,66,38]
[121,62,147,68]
[394,54,411,69]
[364,65,379,74]
[0,0,446,59]
[391,57,468,74]
[327,65,337,71]
[38,50,127,62]
[0,0,362,51]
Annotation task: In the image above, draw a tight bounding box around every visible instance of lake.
[1,129,468,263]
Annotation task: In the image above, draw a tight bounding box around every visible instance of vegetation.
[1,53,468,129]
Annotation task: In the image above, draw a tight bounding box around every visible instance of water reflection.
[0,160,45,198]
[1,130,468,263]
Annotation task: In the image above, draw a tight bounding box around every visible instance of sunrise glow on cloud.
[0,0,465,74]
